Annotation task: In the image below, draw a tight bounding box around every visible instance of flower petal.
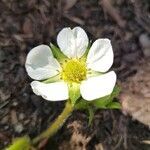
[57,27,89,58]
[25,45,61,80]
[31,81,69,101]
[72,27,89,58]
[80,71,116,101]
[87,39,113,72]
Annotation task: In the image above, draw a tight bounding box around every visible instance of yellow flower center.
[61,59,87,83]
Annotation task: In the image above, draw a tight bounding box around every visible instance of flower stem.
[32,100,73,145]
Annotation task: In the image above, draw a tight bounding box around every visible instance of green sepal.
[68,83,80,106]
[92,85,121,109]
[110,85,121,99]
[74,99,89,110]
[80,42,91,61]
[5,136,31,150]
[42,74,61,83]
[50,43,67,63]
[106,102,121,109]
[92,95,111,109]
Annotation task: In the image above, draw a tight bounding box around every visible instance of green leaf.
[50,43,67,62]
[88,106,95,126]
[6,136,31,150]
[68,83,80,105]
[106,102,121,109]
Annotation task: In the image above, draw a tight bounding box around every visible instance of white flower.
[25,27,116,101]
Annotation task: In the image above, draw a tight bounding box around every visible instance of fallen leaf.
[120,59,150,127]
[120,92,150,127]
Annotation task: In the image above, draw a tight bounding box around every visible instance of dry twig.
[100,0,126,28]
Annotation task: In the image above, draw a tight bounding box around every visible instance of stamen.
[61,59,87,83]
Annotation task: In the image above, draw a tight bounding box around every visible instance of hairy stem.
[32,100,73,145]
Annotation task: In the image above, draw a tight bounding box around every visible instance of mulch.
[0,0,150,149]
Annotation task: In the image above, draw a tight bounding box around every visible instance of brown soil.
[0,0,150,149]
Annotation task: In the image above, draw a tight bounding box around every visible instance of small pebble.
[24,119,30,125]
[139,34,150,48]
[4,125,9,130]
[19,113,25,120]
[14,123,24,133]
[139,34,150,57]
[12,102,18,106]
[143,48,150,57]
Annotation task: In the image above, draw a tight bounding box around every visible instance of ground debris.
[120,59,150,127]
[100,0,126,28]
[0,0,150,149]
